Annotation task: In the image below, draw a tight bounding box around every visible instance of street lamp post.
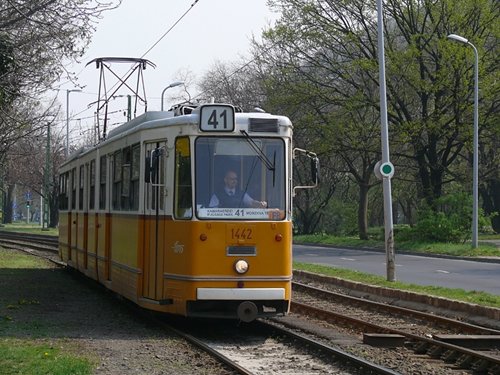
[43,122,51,230]
[376,0,396,281]
[66,89,82,157]
[447,33,479,248]
[161,81,184,111]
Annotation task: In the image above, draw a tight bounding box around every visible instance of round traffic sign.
[380,161,394,178]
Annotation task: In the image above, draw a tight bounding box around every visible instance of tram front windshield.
[195,137,285,220]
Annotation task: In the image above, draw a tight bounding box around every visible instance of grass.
[0,249,94,374]
[293,231,500,308]
[293,262,500,309]
[294,233,500,258]
[0,248,49,269]
[0,339,93,375]
[0,222,58,236]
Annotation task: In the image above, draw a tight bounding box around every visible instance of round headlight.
[234,259,249,274]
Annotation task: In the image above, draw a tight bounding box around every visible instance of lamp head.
[168,81,184,89]
[447,34,469,44]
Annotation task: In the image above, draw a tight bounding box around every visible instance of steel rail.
[257,319,401,375]
[293,281,500,335]
[154,319,255,375]
[291,301,500,373]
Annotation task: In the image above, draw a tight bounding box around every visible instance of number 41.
[208,109,228,129]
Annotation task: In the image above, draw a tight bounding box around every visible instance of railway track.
[0,230,399,374]
[0,230,59,250]
[3,230,500,374]
[0,230,61,264]
[291,281,500,374]
[150,315,400,375]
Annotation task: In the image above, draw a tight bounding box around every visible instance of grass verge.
[0,249,94,374]
[0,339,93,375]
[0,222,58,236]
[293,261,500,309]
[294,234,500,257]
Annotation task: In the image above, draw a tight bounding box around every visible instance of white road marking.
[340,258,356,261]
[436,270,450,274]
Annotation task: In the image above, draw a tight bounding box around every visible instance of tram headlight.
[234,259,249,274]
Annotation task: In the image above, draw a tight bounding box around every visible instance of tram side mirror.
[292,148,319,197]
[151,150,159,184]
[145,148,162,183]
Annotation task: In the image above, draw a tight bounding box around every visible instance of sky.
[55,0,280,144]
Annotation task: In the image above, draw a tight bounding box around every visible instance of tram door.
[143,141,167,300]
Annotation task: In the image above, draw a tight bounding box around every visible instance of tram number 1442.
[230,227,253,241]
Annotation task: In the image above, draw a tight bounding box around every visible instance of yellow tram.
[58,103,318,321]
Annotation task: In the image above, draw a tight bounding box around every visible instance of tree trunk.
[358,183,369,240]
[480,178,500,233]
[4,184,14,223]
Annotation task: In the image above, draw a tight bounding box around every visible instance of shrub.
[412,192,490,243]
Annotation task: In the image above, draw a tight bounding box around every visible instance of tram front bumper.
[187,288,288,320]
[196,287,285,300]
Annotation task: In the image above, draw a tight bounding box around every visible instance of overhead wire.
[64,0,201,132]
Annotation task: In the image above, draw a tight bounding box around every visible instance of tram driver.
[208,170,267,209]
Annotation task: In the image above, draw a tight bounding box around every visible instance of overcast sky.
[55,0,279,143]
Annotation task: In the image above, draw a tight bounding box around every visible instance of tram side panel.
[76,212,88,273]
[107,214,141,303]
[95,212,112,282]
[85,213,98,279]
[58,211,70,261]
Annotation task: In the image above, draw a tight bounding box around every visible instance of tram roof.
[63,104,292,165]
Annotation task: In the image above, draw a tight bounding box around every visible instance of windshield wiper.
[240,130,275,171]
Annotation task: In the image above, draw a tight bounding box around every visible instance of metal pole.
[43,122,51,230]
[66,89,81,157]
[376,0,395,281]
[471,43,479,248]
[161,81,184,111]
[66,90,69,157]
[447,35,479,248]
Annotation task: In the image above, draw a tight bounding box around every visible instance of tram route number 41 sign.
[199,104,235,132]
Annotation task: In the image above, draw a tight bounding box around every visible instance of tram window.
[99,156,106,210]
[79,165,84,210]
[121,147,131,210]
[195,137,286,219]
[89,160,95,210]
[130,144,140,210]
[58,173,69,210]
[112,151,122,210]
[174,137,192,219]
[71,168,76,210]
[78,165,85,210]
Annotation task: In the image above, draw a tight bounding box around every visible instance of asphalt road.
[293,244,500,296]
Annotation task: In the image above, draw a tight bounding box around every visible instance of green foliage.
[413,192,489,243]
[320,199,358,236]
[415,210,466,243]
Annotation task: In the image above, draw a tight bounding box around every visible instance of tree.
[198,60,266,111]
[0,0,121,225]
[0,0,121,158]
[3,117,66,226]
[254,0,385,238]
[258,0,498,236]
